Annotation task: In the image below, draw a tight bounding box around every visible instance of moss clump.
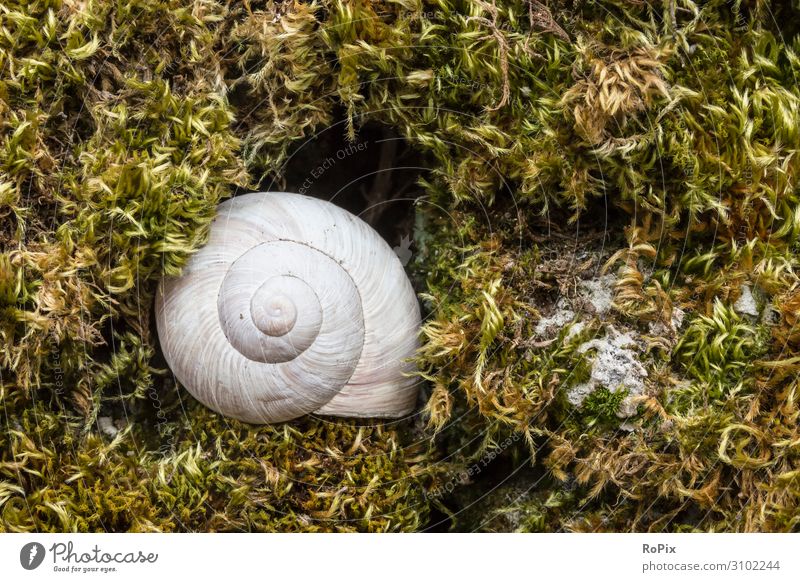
[579,386,629,430]
[1,0,436,532]
[673,299,768,406]
[401,1,800,532]
[417,202,800,531]
[1,401,432,532]
[3,0,800,532]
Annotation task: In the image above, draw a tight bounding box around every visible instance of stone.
[534,298,576,337]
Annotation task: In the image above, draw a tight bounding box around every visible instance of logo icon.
[393,235,413,266]
[20,542,46,570]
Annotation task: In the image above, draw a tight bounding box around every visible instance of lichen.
[567,326,648,417]
[3,0,800,532]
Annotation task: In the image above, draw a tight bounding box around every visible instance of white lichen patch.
[567,326,648,418]
[734,285,759,318]
[534,298,576,336]
[672,307,685,330]
[648,306,686,337]
[97,416,119,437]
[578,274,616,315]
[534,274,618,338]
[566,320,586,340]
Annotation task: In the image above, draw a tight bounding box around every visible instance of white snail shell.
[155,192,421,424]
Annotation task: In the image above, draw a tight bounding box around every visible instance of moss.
[579,386,629,430]
[0,0,438,532]
[406,1,800,532]
[672,299,768,409]
[1,401,434,532]
[2,0,800,532]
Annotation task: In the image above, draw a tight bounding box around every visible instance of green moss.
[672,299,768,409]
[579,387,629,430]
[2,0,800,532]
[1,402,434,532]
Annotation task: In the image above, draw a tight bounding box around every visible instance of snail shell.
[155,192,421,424]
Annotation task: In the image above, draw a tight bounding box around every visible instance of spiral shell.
[155,192,421,424]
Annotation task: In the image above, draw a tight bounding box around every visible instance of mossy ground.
[2,0,800,531]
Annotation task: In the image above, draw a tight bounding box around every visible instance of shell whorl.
[155,192,421,424]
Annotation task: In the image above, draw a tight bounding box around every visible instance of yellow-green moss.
[3,0,800,532]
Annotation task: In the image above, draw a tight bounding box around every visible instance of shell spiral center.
[249,275,319,338]
[217,241,348,364]
[252,293,296,336]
